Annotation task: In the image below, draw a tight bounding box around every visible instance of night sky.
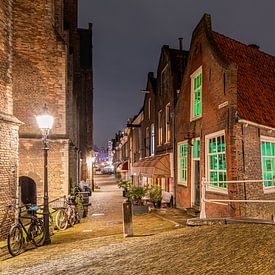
[78,0,275,148]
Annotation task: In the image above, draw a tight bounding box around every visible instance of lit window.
[151,124,155,156]
[178,142,188,185]
[261,138,275,188]
[206,131,227,189]
[165,103,171,143]
[191,66,202,120]
[145,127,150,157]
[158,110,163,145]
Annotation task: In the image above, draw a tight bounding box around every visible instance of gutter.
[238,119,274,132]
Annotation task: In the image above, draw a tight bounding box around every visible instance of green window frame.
[191,67,202,119]
[208,134,227,188]
[178,143,188,185]
[261,140,275,188]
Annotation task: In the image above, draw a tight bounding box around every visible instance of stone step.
[186,207,200,217]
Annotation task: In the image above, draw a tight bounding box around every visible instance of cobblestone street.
[0,175,274,274]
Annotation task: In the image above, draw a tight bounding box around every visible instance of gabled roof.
[213,32,275,128]
[168,48,189,90]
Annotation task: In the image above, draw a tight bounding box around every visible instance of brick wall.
[0,0,20,240]
[175,16,239,217]
[236,125,275,220]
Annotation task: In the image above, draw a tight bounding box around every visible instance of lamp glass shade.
[36,114,54,130]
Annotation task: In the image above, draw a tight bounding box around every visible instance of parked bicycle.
[55,196,80,231]
[7,204,45,257]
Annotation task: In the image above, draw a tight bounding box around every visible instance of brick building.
[0,0,22,239]
[0,0,93,240]
[132,45,188,197]
[175,14,275,220]
[11,0,93,204]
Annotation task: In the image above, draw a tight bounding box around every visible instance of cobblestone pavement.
[1,175,273,274]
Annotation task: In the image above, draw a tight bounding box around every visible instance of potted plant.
[127,186,149,214]
[150,184,162,208]
[118,180,132,197]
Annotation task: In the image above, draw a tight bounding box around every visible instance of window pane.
[272,143,275,156]
[261,142,266,156]
[266,142,271,156]
[209,138,217,153]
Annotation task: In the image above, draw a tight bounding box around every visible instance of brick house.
[132,45,188,197]
[0,0,22,239]
[175,14,275,220]
[11,0,93,204]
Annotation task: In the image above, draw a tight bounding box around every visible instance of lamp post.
[36,105,54,245]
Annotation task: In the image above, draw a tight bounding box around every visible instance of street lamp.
[36,105,54,245]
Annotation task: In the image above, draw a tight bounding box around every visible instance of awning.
[117,160,129,172]
[132,153,171,178]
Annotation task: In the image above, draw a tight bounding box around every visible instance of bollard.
[122,200,133,237]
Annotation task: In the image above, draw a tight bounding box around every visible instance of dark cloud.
[78,0,275,148]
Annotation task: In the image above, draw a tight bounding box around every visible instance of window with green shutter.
[261,140,275,188]
[178,143,188,185]
[207,134,227,188]
[191,67,202,119]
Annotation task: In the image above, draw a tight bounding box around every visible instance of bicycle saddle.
[28,205,39,212]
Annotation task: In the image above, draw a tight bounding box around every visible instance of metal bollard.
[123,200,133,237]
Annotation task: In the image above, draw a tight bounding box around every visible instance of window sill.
[263,187,275,194]
[177,182,187,187]
[190,115,202,122]
[206,185,228,195]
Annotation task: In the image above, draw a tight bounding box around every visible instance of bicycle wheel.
[7,224,24,257]
[55,209,68,230]
[68,207,76,226]
[28,218,45,247]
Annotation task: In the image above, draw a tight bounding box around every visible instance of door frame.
[191,138,200,206]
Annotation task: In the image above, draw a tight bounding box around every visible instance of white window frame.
[205,130,228,194]
[261,136,275,194]
[177,141,188,186]
[158,110,163,146]
[190,66,202,121]
[165,103,171,144]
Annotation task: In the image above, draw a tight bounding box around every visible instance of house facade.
[175,14,275,219]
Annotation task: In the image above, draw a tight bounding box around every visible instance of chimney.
[178,37,183,50]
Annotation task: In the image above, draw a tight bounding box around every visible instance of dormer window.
[190,66,202,120]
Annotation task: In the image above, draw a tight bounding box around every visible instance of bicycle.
[55,196,80,230]
[7,204,46,257]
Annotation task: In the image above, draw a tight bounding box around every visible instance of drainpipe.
[172,111,176,206]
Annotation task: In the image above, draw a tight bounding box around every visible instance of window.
[161,64,169,96]
[145,127,150,157]
[158,110,163,145]
[192,139,200,158]
[178,142,188,185]
[206,131,227,190]
[191,66,202,120]
[151,124,155,156]
[165,103,171,143]
[261,138,275,189]
[148,98,151,120]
